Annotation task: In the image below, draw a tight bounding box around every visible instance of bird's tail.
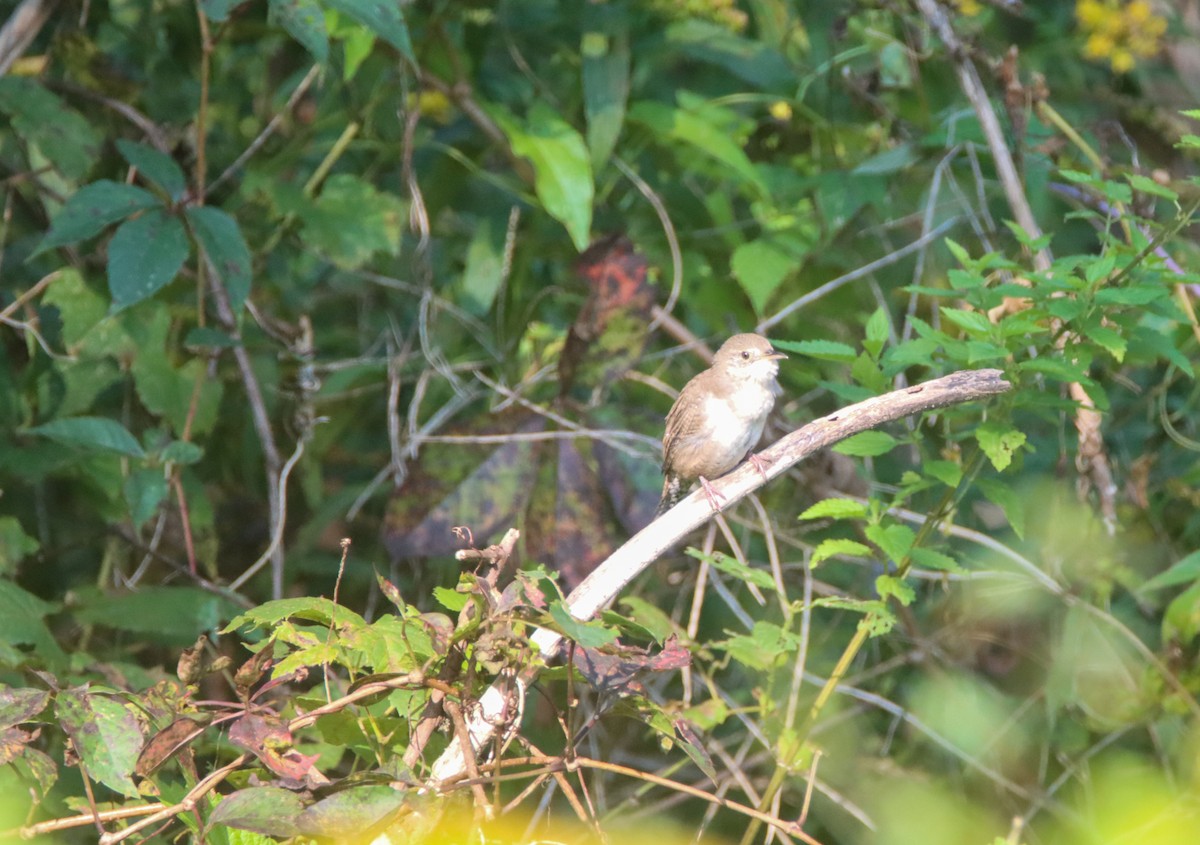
[655,475,682,517]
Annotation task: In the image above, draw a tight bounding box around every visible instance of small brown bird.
[656,333,786,516]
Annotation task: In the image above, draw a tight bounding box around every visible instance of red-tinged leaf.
[0,726,39,765]
[294,785,408,838]
[229,711,292,758]
[56,687,144,797]
[0,686,49,729]
[210,786,304,837]
[134,717,206,777]
[376,574,405,610]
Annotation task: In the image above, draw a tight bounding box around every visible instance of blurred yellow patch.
[951,0,983,15]
[1075,0,1168,73]
[768,100,792,121]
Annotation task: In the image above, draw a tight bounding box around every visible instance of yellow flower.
[1110,48,1135,72]
[768,100,792,121]
[1085,32,1116,59]
[1076,0,1109,28]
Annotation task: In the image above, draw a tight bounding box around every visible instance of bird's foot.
[746,451,774,482]
[699,476,727,514]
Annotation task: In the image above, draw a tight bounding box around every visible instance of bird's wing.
[662,376,708,470]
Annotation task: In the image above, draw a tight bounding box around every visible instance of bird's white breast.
[700,378,777,467]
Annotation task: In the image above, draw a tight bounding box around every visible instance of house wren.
[656,333,786,515]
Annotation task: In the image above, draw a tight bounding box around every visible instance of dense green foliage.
[2,0,1200,842]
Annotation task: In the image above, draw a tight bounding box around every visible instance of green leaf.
[693,550,776,590]
[617,597,676,643]
[864,307,890,357]
[72,587,239,644]
[295,785,408,838]
[549,602,617,648]
[875,574,915,605]
[730,240,794,313]
[124,468,168,529]
[799,498,869,520]
[268,0,328,62]
[1088,325,1126,362]
[298,174,404,269]
[773,338,856,362]
[976,478,1026,539]
[187,206,253,313]
[721,621,798,670]
[211,787,304,838]
[811,538,871,568]
[324,0,414,62]
[460,213,507,316]
[0,518,40,577]
[864,523,915,564]
[0,77,102,181]
[30,416,145,457]
[939,306,994,338]
[628,99,765,195]
[107,209,190,310]
[833,431,898,457]
[1094,286,1168,306]
[225,598,366,633]
[34,181,161,255]
[0,582,63,666]
[493,103,594,251]
[161,440,204,465]
[55,688,143,797]
[1139,550,1200,594]
[582,26,630,168]
[433,587,470,612]
[910,547,962,572]
[975,422,1026,472]
[115,140,187,200]
[923,460,963,487]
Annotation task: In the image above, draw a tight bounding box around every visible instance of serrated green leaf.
[107,209,190,310]
[975,422,1026,471]
[115,140,187,200]
[187,206,253,312]
[720,621,797,670]
[833,430,898,457]
[939,306,994,338]
[224,598,365,633]
[864,522,914,564]
[324,0,413,61]
[864,307,890,353]
[30,416,145,457]
[0,518,39,577]
[731,240,794,313]
[494,103,593,250]
[1088,325,1126,362]
[875,574,915,605]
[773,338,856,362]
[433,586,470,612]
[692,550,775,590]
[298,174,404,269]
[34,181,161,255]
[1094,286,1167,306]
[910,547,962,572]
[799,498,869,520]
[811,538,871,568]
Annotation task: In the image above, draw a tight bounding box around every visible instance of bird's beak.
[766,348,787,360]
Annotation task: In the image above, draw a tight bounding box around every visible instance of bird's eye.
[741,350,751,360]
